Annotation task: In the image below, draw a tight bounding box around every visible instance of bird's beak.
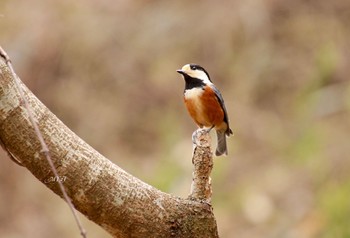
[176,69,185,75]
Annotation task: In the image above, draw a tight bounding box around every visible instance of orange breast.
[184,86,225,128]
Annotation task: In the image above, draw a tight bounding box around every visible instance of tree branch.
[189,129,213,203]
[0,46,87,237]
[0,52,219,237]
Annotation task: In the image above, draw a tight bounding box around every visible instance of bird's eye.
[190,65,197,70]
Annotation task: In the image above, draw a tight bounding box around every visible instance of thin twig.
[0,46,87,238]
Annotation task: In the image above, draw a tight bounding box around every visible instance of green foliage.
[318,181,350,238]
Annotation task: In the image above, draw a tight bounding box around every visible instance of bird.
[177,63,233,156]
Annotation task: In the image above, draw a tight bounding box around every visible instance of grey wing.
[211,85,233,135]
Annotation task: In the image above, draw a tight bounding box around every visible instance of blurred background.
[1,0,350,237]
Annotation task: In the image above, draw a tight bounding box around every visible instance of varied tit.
[177,64,233,156]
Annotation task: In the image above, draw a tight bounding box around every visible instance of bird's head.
[177,64,212,85]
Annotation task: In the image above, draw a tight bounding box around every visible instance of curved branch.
[0,54,219,237]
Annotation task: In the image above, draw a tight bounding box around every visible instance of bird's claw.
[192,129,199,145]
[192,127,213,145]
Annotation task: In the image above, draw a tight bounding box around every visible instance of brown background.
[1,0,350,237]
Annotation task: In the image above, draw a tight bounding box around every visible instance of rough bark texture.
[0,56,219,238]
[189,129,213,203]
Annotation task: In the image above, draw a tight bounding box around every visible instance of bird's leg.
[205,125,215,134]
[192,125,214,145]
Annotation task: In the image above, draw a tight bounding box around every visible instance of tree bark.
[0,55,219,237]
[189,129,213,203]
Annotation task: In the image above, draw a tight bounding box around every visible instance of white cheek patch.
[187,70,212,85]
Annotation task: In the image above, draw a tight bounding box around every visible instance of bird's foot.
[192,126,213,145]
[192,129,200,145]
[205,125,215,134]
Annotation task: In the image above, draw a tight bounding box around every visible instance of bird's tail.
[215,130,228,156]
